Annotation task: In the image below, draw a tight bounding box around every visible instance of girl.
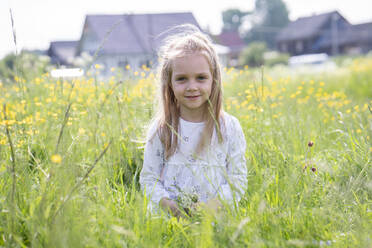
[139,25,247,217]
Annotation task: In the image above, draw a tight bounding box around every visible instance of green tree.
[245,0,289,48]
[222,9,250,32]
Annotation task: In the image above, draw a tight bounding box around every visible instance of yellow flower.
[78,128,85,135]
[51,154,62,164]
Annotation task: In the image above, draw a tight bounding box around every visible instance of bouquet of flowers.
[174,186,199,216]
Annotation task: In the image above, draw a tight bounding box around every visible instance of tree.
[221,0,289,48]
[244,0,289,48]
[222,9,250,32]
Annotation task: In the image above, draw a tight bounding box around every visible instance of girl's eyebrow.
[174,71,210,76]
[173,73,187,78]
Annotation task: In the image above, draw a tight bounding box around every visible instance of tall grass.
[0,58,371,247]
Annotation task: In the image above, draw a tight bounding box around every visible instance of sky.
[1,0,372,59]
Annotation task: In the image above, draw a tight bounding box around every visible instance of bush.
[239,42,267,67]
[264,51,289,67]
[0,51,50,83]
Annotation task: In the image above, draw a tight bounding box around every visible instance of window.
[296,41,303,53]
[281,43,288,52]
[118,60,129,69]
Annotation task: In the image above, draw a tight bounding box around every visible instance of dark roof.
[316,22,372,48]
[276,11,349,42]
[48,41,78,65]
[341,22,372,44]
[80,12,201,55]
[215,31,245,52]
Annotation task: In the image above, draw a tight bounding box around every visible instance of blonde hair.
[155,24,223,160]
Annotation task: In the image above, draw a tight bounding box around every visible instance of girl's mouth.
[185,95,200,100]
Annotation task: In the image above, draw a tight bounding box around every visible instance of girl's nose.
[186,79,198,91]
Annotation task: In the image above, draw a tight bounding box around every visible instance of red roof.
[217,31,245,52]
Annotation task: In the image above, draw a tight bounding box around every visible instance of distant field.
[0,58,371,247]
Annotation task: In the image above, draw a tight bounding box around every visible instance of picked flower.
[176,192,198,210]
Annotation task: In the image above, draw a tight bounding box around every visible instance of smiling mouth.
[185,95,200,99]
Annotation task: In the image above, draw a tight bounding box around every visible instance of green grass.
[0,58,371,247]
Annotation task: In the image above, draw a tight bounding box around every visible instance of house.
[75,12,203,73]
[48,41,78,66]
[276,11,372,56]
[214,30,245,66]
[48,12,230,73]
[320,22,372,55]
[276,11,351,55]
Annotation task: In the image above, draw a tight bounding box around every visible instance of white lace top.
[139,112,247,211]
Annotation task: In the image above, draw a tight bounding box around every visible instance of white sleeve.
[139,127,170,207]
[218,117,247,203]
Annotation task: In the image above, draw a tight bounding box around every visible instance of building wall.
[92,54,155,75]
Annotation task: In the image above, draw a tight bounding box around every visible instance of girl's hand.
[160,197,186,219]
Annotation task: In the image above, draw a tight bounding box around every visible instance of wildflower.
[78,128,85,135]
[311,167,317,172]
[308,141,314,147]
[51,154,62,164]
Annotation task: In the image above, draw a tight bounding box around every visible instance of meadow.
[0,58,371,247]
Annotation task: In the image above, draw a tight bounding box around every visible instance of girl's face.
[171,52,213,122]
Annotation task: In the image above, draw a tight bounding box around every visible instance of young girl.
[139,25,247,217]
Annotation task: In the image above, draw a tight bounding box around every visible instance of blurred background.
[1,0,372,77]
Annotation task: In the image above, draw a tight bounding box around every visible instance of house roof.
[80,12,201,55]
[276,11,349,42]
[48,41,78,65]
[316,21,372,48]
[215,31,245,52]
[341,22,372,44]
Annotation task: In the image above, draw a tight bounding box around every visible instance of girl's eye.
[176,77,186,82]
[197,76,207,81]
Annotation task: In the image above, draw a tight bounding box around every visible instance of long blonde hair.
[155,24,223,160]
